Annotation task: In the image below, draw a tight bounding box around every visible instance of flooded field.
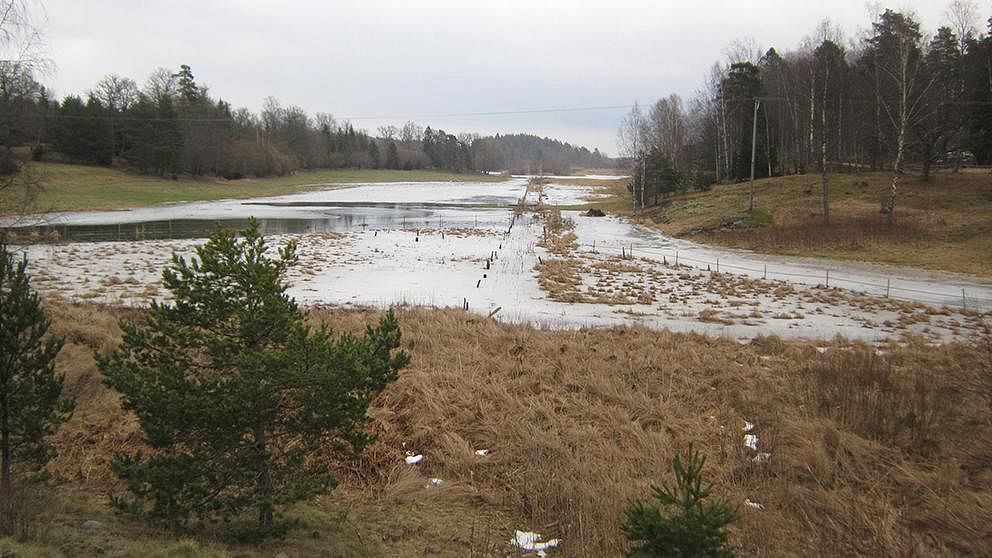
[8,177,991,343]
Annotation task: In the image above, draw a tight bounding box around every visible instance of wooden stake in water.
[826,269,829,287]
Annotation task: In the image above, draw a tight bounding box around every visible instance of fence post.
[826,269,829,287]
[886,278,890,298]
[763,264,766,280]
[962,288,967,310]
[675,251,679,266]
[716,258,719,273]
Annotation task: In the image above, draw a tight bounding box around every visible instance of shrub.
[622,446,737,557]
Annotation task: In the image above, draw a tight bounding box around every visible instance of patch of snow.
[743,434,759,451]
[744,499,765,510]
[512,530,561,552]
[404,454,423,465]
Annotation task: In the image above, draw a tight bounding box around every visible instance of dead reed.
[33,302,992,556]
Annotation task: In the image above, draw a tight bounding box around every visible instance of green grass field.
[2,163,506,215]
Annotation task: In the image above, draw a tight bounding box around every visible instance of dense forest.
[0,64,610,179]
[622,5,992,211]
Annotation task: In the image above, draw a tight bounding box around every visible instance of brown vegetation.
[629,170,992,276]
[13,302,992,556]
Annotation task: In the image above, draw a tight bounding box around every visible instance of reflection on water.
[5,206,515,243]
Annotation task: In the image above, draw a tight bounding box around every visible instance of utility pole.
[748,98,760,213]
[640,153,646,212]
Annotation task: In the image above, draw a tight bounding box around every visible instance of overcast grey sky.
[37,0,958,155]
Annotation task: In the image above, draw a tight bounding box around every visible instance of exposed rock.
[81,520,104,531]
[584,208,606,217]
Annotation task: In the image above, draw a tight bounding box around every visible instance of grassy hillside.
[626,170,992,276]
[1,162,506,215]
[4,302,990,557]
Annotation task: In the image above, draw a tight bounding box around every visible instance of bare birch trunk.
[720,91,731,178]
[886,41,911,224]
[821,65,831,225]
[749,99,760,212]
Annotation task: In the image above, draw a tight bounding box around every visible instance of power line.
[340,104,636,120]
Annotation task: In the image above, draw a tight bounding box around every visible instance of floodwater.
[9,176,992,342]
[2,179,533,241]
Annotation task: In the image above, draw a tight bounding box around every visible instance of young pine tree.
[0,242,72,498]
[622,446,738,558]
[99,220,409,537]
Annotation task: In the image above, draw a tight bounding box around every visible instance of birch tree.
[618,102,649,209]
[866,10,931,223]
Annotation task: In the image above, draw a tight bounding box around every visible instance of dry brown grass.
[627,170,992,276]
[535,258,584,303]
[30,301,992,556]
[699,213,929,256]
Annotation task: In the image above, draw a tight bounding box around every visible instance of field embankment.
[625,170,992,276]
[1,162,506,216]
[5,302,990,557]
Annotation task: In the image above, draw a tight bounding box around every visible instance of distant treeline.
[0,64,610,178]
[621,5,992,206]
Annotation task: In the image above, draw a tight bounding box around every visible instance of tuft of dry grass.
[27,302,992,556]
[534,258,584,303]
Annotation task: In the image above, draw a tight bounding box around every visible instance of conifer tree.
[0,242,71,498]
[99,220,409,536]
[622,446,737,557]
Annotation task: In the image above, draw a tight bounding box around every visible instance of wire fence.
[580,241,992,312]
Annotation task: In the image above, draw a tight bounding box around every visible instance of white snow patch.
[512,530,560,552]
[744,499,766,510]
[743,434,759,451]
[404,454,423,465]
